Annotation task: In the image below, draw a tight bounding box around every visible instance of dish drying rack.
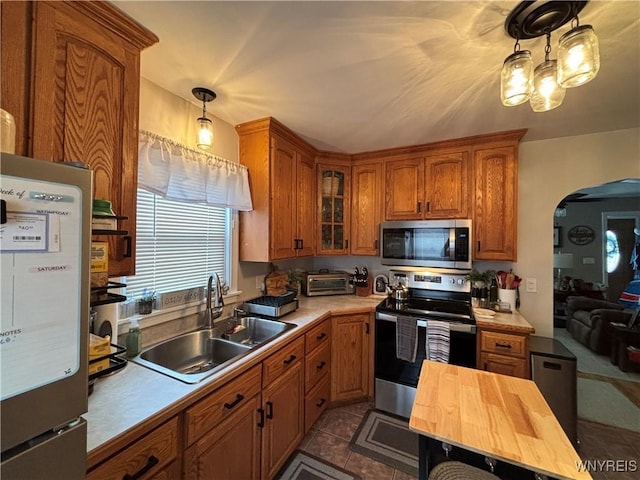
[89,343,127,381]
[242,290,298,318]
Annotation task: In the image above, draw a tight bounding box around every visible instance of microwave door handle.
[449,228,456,261]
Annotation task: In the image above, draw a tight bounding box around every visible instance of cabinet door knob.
[316,398,326,408]
[257,408,265,428]
[266,401,274,419]
[283,354,296,365]
[316,361,326,370]
[316,332,327,341]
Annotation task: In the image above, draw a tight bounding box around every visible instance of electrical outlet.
[525,277,537,293]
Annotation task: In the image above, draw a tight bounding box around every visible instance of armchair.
[565,296,629,355]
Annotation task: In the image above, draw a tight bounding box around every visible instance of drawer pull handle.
[283,354,297,365]
[122,455,159,480]
[495,342,512,349]
[316,361,326,370]
[266,401,274,419]
[316,332,327,341]
[365,323,370,334]
[316,398,326,408]
[123,235,132,258]
[257,408,265,428]
[224,393,244,409]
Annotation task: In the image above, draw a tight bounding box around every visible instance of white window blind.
[126,187,228,299]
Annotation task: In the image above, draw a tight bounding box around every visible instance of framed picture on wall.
[553,226,562,247]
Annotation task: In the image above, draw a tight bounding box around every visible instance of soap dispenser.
[126,318,141,357]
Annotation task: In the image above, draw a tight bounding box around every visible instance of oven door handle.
[376,312,476,334]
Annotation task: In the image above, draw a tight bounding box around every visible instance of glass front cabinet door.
[317,164,350,255]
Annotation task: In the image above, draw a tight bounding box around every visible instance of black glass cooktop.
[376,290,473,323]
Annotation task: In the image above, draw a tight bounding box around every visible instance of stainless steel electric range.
[374,269,476,419]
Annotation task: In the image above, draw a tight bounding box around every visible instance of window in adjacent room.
[606,229,621,273]
[125,187,230,299]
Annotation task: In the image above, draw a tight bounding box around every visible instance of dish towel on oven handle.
[426,320,450,363]
[395,316,418,363]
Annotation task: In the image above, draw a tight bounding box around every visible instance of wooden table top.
[409,361,592,480]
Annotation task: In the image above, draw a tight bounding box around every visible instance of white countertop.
[85,294,381,466]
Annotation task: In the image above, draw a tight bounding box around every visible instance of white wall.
[517,128,640,338]
[138,78,238,161]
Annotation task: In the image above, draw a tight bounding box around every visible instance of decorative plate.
[568,225,595,245]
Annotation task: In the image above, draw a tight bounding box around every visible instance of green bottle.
[126,318,141,357]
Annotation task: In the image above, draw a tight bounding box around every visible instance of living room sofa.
[565,296,630,354]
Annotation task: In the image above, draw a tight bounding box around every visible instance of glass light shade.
[530,60,566,112]
[196,116,213,150]
[501,50,534,106]
[557,25,600,88]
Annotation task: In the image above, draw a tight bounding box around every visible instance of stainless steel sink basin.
[223,316,296,346]
[132,318,295,383]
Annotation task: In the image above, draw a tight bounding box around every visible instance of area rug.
[577,377,640,432]
[276,450,362,480]
[554,327,640,383]
[349,409,419,476]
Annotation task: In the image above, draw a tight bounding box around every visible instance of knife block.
[355,275,372,297]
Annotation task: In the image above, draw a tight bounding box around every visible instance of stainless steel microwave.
[380,219,472,269]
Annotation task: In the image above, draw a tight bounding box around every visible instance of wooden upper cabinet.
[237,117,316,261]
[316,163,351,255]
[384,157,425,220]
[473,133,524,261]
[2,1,158,276]
[296,150,316,257]
[351,161,383,256]
[424,148,471,219]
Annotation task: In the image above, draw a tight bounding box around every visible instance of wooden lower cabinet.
[87,416,180,480]
[479,352,527,378]
[184,394,261,480]
[331,313,372,402]
[477,328,529,379]
[262,361,304,480]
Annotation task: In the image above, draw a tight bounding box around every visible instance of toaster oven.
[301,270,355,296]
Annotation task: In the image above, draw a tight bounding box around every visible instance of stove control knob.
[448,278,455,285]
[457,278,465,286]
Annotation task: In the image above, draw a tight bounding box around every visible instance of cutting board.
[264,270,288,296]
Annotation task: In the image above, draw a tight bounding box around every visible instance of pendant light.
[500,38,533,106]
[557,19,600,88]
[192,87,216,150]
[530,32,566,112]
[501,1,599,112]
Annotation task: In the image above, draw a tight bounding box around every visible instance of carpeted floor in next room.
[279,400,640,480]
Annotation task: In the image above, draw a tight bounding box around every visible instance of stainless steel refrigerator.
[1,153,92,479]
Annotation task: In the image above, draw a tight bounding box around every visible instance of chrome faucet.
[204,273,224,329]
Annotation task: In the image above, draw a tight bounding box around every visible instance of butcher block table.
[409,361,592,480]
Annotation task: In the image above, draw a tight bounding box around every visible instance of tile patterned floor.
[298,401,640,480]
[300,402,416,480]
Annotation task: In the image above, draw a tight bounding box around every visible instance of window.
[606,229,621,273]
[125,188,229,300]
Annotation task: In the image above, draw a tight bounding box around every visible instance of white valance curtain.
[138,130,253,211]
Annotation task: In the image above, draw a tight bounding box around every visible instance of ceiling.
[113,1,640,153]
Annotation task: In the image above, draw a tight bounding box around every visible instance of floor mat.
[577,377,640,432]
[276,450,362,480]
[349,409,419,476]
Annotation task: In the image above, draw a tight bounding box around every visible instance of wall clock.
[568,225,595,245]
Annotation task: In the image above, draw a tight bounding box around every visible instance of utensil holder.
[498,289,517,311]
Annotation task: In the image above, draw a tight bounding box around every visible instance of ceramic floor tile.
[302,430,352,468]
[339,401,375,418]
[298,428,317,451]
[393,469,418,480]
[316,408,363,441]
[345,451,395,480]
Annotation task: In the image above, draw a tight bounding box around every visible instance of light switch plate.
[525,277,537,293]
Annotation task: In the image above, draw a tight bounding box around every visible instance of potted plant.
[137,289,155,315]
[287,268,304,295]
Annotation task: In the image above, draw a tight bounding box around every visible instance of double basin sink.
[132,316,296,383]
